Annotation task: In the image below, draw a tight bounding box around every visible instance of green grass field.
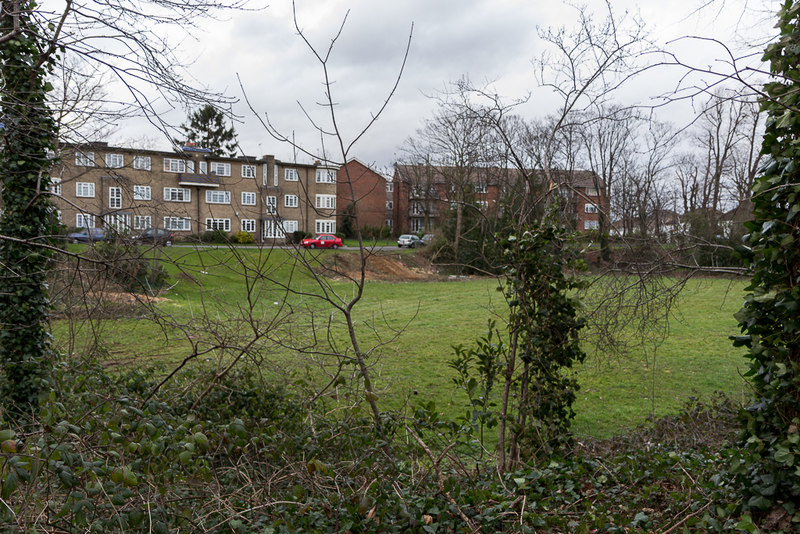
[52,248,750,438]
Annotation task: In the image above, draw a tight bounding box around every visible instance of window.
[273,165,278,186]
[585,203,598,214]
[411,202,423,215]
[411,185,423,198]
[315,169,336,183]
[76,182,95,198]
[284,194,298,208]
[586,187,598,197]
[386,182,393,193]
[475,184,488,194]
[476,200,489,210]
[133,155,151,171]
[285,169,299,181]
[241,192,257,206]
[316,194,336,210]
[210,162,231,176]
[75,151,95,167]
[205,190,231,204]
[266,195,277,214]
[133,185,151,201]
[134,215,151,230]
[263,220,285,239]
[104,214,130,232]
[315,219,336,234]
[242,164,256,178]
[241,219,256,233]
[105,153,124,168]
[164,158,189,173]
[50,177,61,195]
[76,213,95,228]
[164,217,191,231]
[411,218,424,233]
[109,187,122,209]
[385,218,392,229]
[282,220,298,234]
[199,161,207,174]
[205,218,231,232]
[386,200,393,210]
[164,187,191,202]
[584,220,599,230]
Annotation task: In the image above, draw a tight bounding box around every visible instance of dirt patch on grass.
[323,251,443,282]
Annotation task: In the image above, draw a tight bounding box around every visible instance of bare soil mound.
[324,251,442,282]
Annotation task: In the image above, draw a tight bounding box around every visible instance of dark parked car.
[68,228,105,243]
[397,234,423,248]
[300,234,343,249]
[133,228,174,246]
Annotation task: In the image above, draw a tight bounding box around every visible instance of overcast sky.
[106,0,772,170]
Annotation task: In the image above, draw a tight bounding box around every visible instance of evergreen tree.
[180,104,238,157]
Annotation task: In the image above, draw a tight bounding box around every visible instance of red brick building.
[337,159,391,233]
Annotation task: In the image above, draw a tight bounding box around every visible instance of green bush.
[233,230,255,244]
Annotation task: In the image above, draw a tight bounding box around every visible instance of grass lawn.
[51,248,750,438]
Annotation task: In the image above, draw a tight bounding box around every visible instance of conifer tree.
[180,104,238,157]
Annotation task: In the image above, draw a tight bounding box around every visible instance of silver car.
[397,234,423,248]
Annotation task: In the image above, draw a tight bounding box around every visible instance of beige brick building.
[51,143,339,242]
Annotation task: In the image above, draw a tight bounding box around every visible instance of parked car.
[397,234,423,248]
[300,234,342,249]
[68,228,105,243]
[133,228,174,246]
[421,234,435,245]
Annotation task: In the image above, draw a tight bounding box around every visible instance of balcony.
[178,174,220,188]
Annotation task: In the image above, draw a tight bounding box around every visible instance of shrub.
[233,231,255,244]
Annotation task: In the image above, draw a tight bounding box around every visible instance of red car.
[300,234,342,249]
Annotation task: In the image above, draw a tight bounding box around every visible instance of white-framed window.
[76,213,95,228]
[104,213,130,232]
[584,220,599,230]
[411,201,423,215]
[75,151,95,167]
[76,182,95,198]
[164,187,191,202]
[386,200,393,210]
[284,194,298,208]
[133,185,151,201]
[241,192,257,206]
[134,215,151,230]
[164,217,192,231]
[205,218,231,232]
[385,218,392,229]
[56,210,62,223]
[210,162,231,176]
[241,219,256,233]
[50,177,61,195]
[411,218,424,233]
[315,219,336,234]
[266,195,277,214]
[316,169,336,183]
[133,155,151,171]
[242,164,256,178]
[585,203,598,214]
[205,190,231,204]
[586,187,598,197]
[109,187,122,209]
[105,153,124,168]
[284,168,299,181]
[263,220,285,239]
[262,164,269,186]
[476,200,489,210]
[199,161,207,174]
[411,185,424,198]
[386,182,393,193]
[282,220,298,234]
[316,194,336,210]
[475,184,488,194]
[164,158,189,173]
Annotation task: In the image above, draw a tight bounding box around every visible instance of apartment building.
[51,143,339,242]
[392,164,604,235]
[336,159,392,231]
